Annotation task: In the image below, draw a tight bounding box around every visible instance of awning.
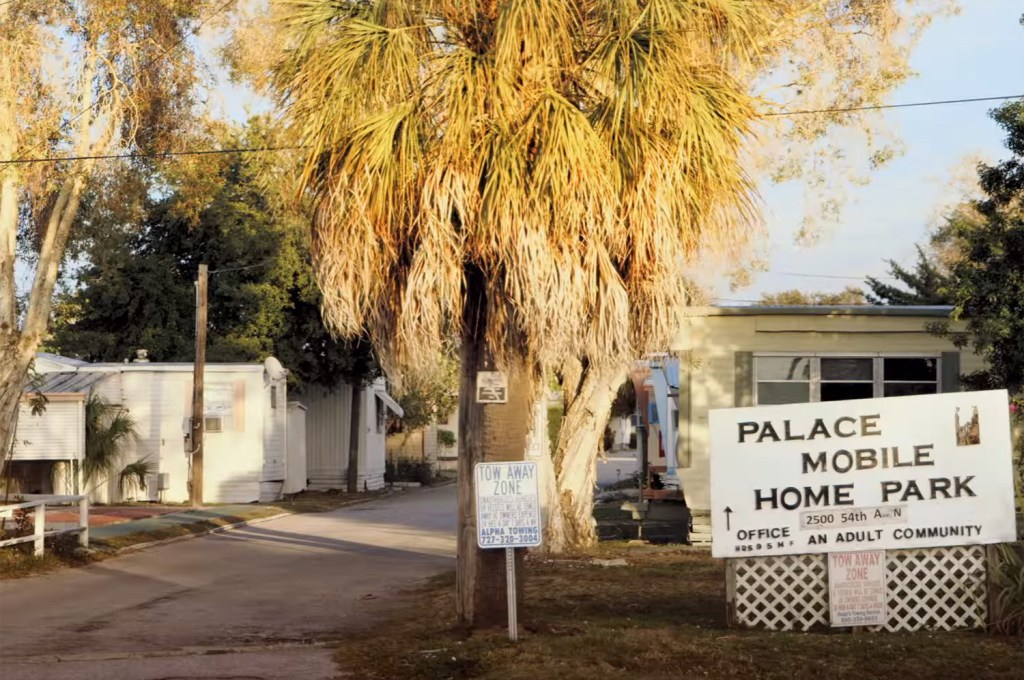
[24,371,105,396]
[374,389,404,418]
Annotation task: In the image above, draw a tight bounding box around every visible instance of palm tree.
[274,0,791,626]
[84,393,146,499]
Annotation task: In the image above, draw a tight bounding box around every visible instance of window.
[204,383,235,431]
[883,357,938,396]
[756,357,811,405]
[755,355,940,405]
[820,358,873,402]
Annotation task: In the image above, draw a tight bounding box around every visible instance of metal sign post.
[505,547,518,641]
[475,461,541,642]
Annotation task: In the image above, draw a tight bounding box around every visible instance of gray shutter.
[734,352,754,407]
[940,352,961,393]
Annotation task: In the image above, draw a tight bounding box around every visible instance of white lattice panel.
[728,546,988,632]
[878,546,987,632]
[730,554,829,631]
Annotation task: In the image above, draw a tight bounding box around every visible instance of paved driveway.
[0,485,457,680]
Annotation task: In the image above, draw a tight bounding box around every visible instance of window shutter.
[940,352,961,393]
[735,352,754,407]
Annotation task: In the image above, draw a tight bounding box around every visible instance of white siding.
[303,382,388,491]
[284,403,307,494]
[202,373,264,504]
[305,384,354,489]
[12,400,84,461]
[91,373,124,405]
[260,378,288,502]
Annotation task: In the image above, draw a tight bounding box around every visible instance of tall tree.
[865,245,953,305]
[1,1,219,461]
[940,101,1024,394]
[50,121,378,391]
[270,0,944,625]
[935,99,1024,485]
[759,286,868,306]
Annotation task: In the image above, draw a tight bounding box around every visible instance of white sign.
[828,550,887,627]
[709,390,1017,558]
[476,371,508,404]
[475,462,541,549]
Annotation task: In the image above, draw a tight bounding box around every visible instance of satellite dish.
[264,356,287,381]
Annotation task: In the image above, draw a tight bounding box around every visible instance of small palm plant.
[84,393,149,501]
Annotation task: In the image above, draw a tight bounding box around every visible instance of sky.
[725,1,1024,304]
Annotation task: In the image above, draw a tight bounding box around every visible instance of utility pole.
[190,264,208,506]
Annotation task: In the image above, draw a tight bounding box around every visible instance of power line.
[770,271,896,281]
[764,94,1023,117]
[0,145,299,166]
[3,93,1023,166]
[209,260,276,275]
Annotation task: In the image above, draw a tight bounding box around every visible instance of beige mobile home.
[651,306,981,537]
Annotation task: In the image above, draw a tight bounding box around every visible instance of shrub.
[990,542,1024,636]
[385,460,435,486]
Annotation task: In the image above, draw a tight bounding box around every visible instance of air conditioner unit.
[204,416,224,433]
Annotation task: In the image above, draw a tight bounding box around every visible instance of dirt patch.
[333,545,1024,680]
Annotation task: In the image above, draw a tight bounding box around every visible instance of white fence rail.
[0,494,89,556]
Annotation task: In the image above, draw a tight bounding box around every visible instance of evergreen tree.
[864,245,952,305]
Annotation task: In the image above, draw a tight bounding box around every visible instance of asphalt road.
[0,484,457,680]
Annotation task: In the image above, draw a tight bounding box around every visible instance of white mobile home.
[22,353,293,504]
[304,377,404,491]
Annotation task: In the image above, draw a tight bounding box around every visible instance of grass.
[333,544,1024,680]
[90,506,286,550]
[0,539,95,579]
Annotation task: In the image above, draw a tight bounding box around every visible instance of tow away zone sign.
[475,462,541,549]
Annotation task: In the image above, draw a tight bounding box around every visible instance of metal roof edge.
[692,305,955,318]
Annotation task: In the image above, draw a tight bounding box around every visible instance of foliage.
[610,381,636,419]
[989,543,1024,637]
[83,393,140,487]
[1,0,220,461]
[273,1,801,374]
[929,100,1024,485]
[436,429,457,450]
[865,245,953,305]
[392,351,459,431]
[50,120,379,392]
[384,460,434,486]
[547,406,563,459]
[759,286,868,306]
[935,101,1024,396]
[118,459,156,499]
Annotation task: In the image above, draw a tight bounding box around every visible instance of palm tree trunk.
[456,268,533,628]
[544,360,628,552]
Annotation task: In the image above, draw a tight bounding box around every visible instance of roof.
[34,352,269,374]
[696,305,954,318]
[75,362,266,373]
[35,352,89,368]
[25,371,106,395]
